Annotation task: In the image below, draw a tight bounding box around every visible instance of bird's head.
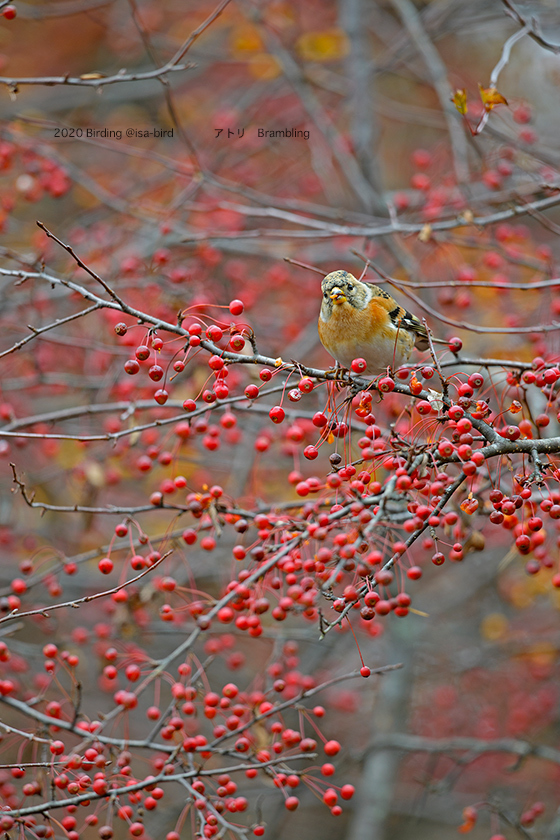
[320,271,369,316]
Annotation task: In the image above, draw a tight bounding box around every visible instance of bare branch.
[502,0,560,55]
[391,0,470,183]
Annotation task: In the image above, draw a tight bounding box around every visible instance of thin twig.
[0,303,102,359]
[36,222,126,306]
[502,0,560,55]
[391,0,469,183]
[489,23,531,87]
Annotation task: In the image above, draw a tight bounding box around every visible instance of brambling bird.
[318,270,432,376]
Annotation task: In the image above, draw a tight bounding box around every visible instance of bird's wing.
[369,286,430,351]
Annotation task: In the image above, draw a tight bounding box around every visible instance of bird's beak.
[329,288,346,304]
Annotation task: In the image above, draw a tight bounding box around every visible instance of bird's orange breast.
[318,300,414,374]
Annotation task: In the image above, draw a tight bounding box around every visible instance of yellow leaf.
[296,29,349,62]
[478,84,508,112]
[452,88,468,115]
[418,224,432,243]
[480,612,508,641]
[83,461,105,489]
[230,24,263,56]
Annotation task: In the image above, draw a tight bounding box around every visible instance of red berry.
[182,529,197,545]
[124,360,140,375]
[378,376,395,393]
[394,192,410,210]
[416,400,432,415]
[483,170,501,190]
[412,148,432,168]
[513,104,532,124]
[229,299,244,315]
[229,335,245,351]
[50,740,65,755]
[208,355,224,370]
[154,389,169,405]
[409,376,422,395]
[340,784,355,800]
[411,172,430,191]
[323,789,338,806]
[2,6,16,19]
[269,406,285,424]
[323,740,341,756]
[98,558,113,575]
[148,365,164,382]
[516,535,531,554]
[351,358,367,374]
[438,439,454,458]
[448,337,462,353]
[298,377,314,393]
[448,405,464,421]
[244,384,259,400]
[206,325,223,342]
